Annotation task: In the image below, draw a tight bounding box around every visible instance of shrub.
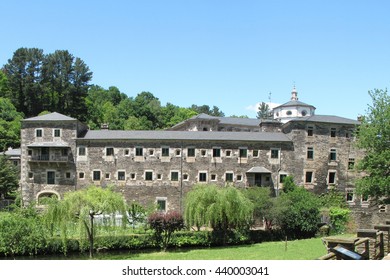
[274,187,321,239]
[0,212,47,256]
[148,211,185,250]
[329,207,351,234]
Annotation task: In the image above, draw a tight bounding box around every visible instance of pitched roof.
[171,113,261,129]
[273,100,316,109]
[289,115,360,125]
[80,130,291,142]
[27,142,69,148]
[2,148,21,157]
[23,112,76,122]
[246,166,272,173]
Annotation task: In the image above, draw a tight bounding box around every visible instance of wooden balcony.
[29,155,69,162]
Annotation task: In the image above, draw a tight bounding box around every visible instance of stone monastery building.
[21,88,371,219]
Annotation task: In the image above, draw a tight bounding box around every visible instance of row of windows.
[306,126,352,138]
[304,170,337,185]
[79,146,281,159]
[306,147,338,161]
[87,170,242,182]
[306,148,356,168]
[35,128,62,138]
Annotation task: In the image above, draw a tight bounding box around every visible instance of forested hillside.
[0,48,226,151]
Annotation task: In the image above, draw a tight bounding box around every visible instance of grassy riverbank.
[94,237,329,260]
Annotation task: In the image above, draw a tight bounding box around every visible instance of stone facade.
[18,92,389,227]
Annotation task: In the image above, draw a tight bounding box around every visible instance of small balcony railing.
[29,155,69,162]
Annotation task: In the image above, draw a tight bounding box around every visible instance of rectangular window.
[280,174,287,183]
[93,170,101,181]
[36,129,43,138]
[47,171,55,185]
[253,150,259,157]
[162,147,169,157]
[346,191,354,202]
[175,149,181,156]
[225,150,232,157]
[118,171,126,181]
[213,148,221,157]
[157,174,162,180]
[187,148,195,157]
[149,149,155,156]
[78,146,86,156]
[361,194,369,202]
[105,173,110,180]
[330,149,337,161]
[130,173,136,180]
[328,172,336,184]
[211,174,217,181]
[65,172,71,179]
[271,148,279,159]
[330,128,337,137]
[183,174,189,180]
[307,126,314,137]
[79,172,85,179]
[106,147,114,156]
[171,171,179,181]
[225,173,233,182]
[200,149,207,157]
[28,172,34,179]
[135,147,143,156]
[124,149,130,156]
[157,199,166,212]
[239,148,247,158]
[305,171,313,183]
[54,129,61,137]
[62,148,68,157]
[307,147,314,159]
[199,172,207,182]
[145,171,153,181]
[348,158,355,170]
[236,175,242,181]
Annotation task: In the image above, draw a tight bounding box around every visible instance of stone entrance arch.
[36,191,60,205]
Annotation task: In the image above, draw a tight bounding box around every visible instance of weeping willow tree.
[43,185,127,258]
[184,184,253,242]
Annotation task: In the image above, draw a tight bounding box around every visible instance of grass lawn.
[97,237,331,260]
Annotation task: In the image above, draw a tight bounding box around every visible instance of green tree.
[185,184,253,242]
[257,102,271,119]
[242,187,274,229]
[281,175,297,193]
[86,85,128,129]
[0,70,10,97]
[355,89,390,202]
[3,48,45,116]
[43,186,126,258]
[127,202,146,230]
[43,50,92,121]
[162,105,198,128]
[273,187,321,239]
[0,155,19,199]
[190,104,225,117]
[132,92,163,129]
[0,97,23,151]
[3,48,92,119]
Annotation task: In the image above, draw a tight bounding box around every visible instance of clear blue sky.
[1,0,389,119]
